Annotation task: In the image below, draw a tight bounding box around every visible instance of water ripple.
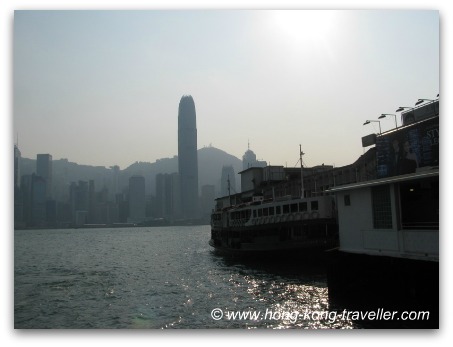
[15,226,355,329]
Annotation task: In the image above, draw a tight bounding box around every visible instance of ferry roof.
[238,166,265,175]
[326,167,439,193]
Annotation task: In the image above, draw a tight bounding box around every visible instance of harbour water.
[14,225,358,329]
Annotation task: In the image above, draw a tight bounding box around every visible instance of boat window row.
[230,209,252,220]
[212,213,222,221]
[252,200,319,218]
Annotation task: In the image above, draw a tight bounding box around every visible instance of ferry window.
[344,195,351,206]
[372,185,392,229]
[269,206,275,215]
[399,178,438,230]
[258,209,263,217]
[253,210,257,218]
[263,208,269,216]
[276,206,281,214]
[299,202,308,212]
[291,203,298,213]
[283,205,290,214]
[311,201,319,211]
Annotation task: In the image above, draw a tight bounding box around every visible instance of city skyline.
[12,9,439,171]
[4,1,451,341]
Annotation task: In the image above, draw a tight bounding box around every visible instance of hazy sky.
[2,1,451,345]
[13,9,439,170]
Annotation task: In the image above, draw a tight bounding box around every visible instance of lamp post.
[379,113,398,129]
[415,98,434,106]
[363,120,381,134]
[395,106,414,112]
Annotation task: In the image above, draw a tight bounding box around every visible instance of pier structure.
[325,101,439,328]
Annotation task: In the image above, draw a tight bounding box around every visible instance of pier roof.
[326,167,439,193]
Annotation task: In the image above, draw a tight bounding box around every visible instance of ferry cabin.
[210,195,338,251]
[212,195,334,229]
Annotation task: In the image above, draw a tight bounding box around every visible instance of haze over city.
[13,8,439,170]
[4,0,453,343]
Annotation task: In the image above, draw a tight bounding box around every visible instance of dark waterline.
[14,226,357,329]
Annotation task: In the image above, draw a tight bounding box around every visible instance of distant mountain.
[122,146,242,195]
[19,146,243,198]
[197,146,242,195]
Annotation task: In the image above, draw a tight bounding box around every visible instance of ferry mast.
[300,144,305,198]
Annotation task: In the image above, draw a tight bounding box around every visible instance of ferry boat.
[210,147,339,257]
[209,193,339,256]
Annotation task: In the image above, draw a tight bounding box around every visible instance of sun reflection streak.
[243,275,355,329]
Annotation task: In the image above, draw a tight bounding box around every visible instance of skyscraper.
[178,95,199,219]
[155,172,180,220]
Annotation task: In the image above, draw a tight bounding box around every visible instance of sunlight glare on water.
[15,226,356,329]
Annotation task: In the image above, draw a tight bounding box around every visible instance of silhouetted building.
[14,145,21,189]
[88,180,95,223]
[36,154,52,199]
[14,145,23,226]
[201,184,215,220]
[156,172,180,220]
[128,175,146,223]
[17,172,52,227]
[52,158,69,203]
[242,145,266,170]
[70,181,89,225]
[178,95,199,219]
[31,174,47,226]
[93,188,118,225]
[110,165,120,200]
[20,175,33,226]
[116,192,129,223]
[46,200,57,225]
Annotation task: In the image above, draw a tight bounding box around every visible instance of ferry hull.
[209,219,338,258]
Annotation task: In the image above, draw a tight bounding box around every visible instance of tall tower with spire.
[178,95,199,219]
